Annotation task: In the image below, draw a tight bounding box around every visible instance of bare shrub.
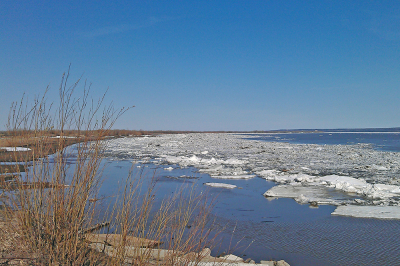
[0,69,220,266]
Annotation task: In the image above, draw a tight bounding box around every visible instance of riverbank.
[0,200,291,266]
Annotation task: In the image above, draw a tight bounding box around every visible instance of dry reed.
[0,69,222,266]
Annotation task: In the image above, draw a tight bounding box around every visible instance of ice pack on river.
[101,132,400,265]
[104,132,400,219]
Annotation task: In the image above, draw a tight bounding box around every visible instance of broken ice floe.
[0,147,31,152]
[262,173,400,202]
[51,136,77,139]
[263,184,354,205]
[210,175,255,179]
[332,205,400,219]
[204,183,237,189]
[102,133,400,219]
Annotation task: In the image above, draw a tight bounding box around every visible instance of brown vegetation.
[0,70,222,265]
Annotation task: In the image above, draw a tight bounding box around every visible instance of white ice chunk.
[219,254,243,262]
[365,184,400,199]
[373,184,400,194]
[294,174,317,183]
[51,136,76,139]
[264,185,347,205]
[277,146,293,149]
[198,165,224,173]
[187,155,201,163]
[371,164,389,171]
[257,170,316,184]
[0,147,31,152]
[332,205,400,219]
[163,156,184,164]
[204,183,237,189]
[256,170,289,182]
[211,175,255,179]
[318,175,371,194]
[317,176,400,199]
[202,157,225,165]
[223,158,245,165]
[296,194,309,204]
[164,167,174,171]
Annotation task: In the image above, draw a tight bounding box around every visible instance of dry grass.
[0,70,223,266]
[0,211,37,265]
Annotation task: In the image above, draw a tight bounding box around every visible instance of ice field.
[103,133,400,219]
[99,132,400,265]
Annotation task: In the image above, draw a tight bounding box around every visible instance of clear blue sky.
[1,1,399,131]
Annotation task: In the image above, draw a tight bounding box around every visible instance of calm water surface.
[243,130,400,152]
